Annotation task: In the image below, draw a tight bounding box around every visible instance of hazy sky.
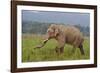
[22,10,90,26]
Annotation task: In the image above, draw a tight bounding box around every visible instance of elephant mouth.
[48,32,53,36]
[47,31,54,37]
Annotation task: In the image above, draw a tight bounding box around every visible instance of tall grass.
[22,34,90,62]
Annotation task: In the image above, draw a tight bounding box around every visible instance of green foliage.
[22,21,89,36]
[22,34,90,62]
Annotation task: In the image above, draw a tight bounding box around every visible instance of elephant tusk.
[34,39,49,49]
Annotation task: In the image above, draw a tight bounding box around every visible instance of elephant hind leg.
[79,44,85,55]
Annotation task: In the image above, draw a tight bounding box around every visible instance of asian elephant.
[34,24,85,55]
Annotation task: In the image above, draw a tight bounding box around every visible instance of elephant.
[34,24,85,55]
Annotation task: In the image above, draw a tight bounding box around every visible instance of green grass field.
[22,34,90,62]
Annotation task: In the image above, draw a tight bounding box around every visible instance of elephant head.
[47,24,60,39]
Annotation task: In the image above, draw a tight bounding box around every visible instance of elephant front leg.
[60,46,64,53]
[55,46,64,54]
[55,42,65,54]
[55,35,65,54]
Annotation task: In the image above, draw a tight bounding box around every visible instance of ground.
[22,34,90,62]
